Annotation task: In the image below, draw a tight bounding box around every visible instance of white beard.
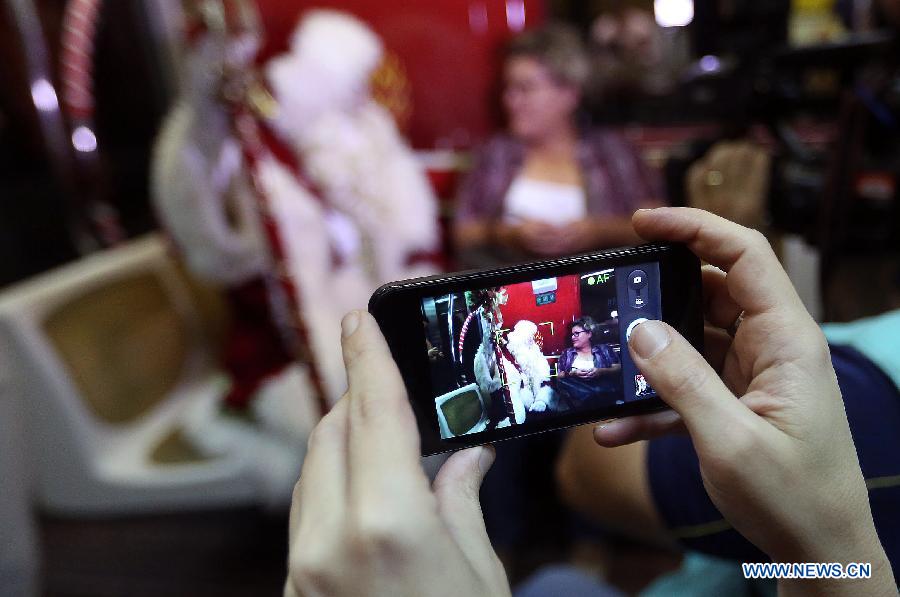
[272,101,439,285]
[256,154,371,403]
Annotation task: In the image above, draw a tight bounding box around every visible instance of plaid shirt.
[455,130,662,224]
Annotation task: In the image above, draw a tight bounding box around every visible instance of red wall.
[254,0,546,148]
[498,275,580,356]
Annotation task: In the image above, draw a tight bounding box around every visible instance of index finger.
[290,396,350,542]
[340,311,429,507]
[632,207,804,316]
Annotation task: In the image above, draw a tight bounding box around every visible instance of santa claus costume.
[151,1,440,504]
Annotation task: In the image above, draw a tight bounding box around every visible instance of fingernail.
[630,320,670,359]
[341,310,361,338]
[595,419,618,433]
[477,445,496,474]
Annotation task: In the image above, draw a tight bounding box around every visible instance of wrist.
[766,482,882,564]
[783,515,883,564]
[777,551,895,597]
[773,522,895,596]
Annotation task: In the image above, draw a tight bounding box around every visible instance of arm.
[556,350,571,378]
[573,363,621,379]
[575,215,649,249]
[454,218,533,254]
[452,141,507,254]
[285,312,511,597]
[521,210,660,258]
[576,346,622,378]
[594,208,896,596]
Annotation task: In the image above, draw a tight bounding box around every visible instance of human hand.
[580,367,601,379]
[522,219,604,257]
[513,219,565,255]
[594,208,895,593]
[285,311,511,597]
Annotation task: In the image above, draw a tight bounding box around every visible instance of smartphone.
[369,243,703,456]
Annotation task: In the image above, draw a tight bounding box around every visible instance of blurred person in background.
[453,24,663,267]
[588,6,688,104]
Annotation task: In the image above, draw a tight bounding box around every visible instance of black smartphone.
[369,243,703,456]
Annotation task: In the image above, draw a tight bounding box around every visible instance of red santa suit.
[150,4,441,502]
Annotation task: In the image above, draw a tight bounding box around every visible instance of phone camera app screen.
[421,263,661,440]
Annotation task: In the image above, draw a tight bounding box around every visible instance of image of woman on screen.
[557,316,622,409]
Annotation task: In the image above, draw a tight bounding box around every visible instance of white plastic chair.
[0,235,264,515]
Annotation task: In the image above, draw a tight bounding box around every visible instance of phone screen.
[420,263,661,441]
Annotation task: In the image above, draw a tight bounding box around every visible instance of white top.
[572,353,595,372]
[503,176,587,226]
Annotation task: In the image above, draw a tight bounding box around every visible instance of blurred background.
[1,0,898,595]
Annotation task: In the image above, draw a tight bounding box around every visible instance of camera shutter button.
[626,318,649,341]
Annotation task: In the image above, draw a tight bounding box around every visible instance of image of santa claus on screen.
[503,319,559,416]
[480,320,559,428]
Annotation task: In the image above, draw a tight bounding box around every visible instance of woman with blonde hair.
[454,23,662,266]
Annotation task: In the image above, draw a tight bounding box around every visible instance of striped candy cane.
[59,0,126,246]
[60,0,102,121]
[458,309,478,359]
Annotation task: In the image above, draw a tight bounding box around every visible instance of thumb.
[433,447,497,569]
[628,320,749,443]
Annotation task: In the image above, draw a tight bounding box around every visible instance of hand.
[520,220,598,257]
[530,399,547,412]
[512,219,565,255]
[285,311,511,597]
[594,208,895,594]
[579,367,601,379]
[561,219,602,254]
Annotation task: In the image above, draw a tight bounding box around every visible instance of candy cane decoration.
[59,0,125,246]
[458,309,478,360]
[60,0,101,122]
[460,303,515,422]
